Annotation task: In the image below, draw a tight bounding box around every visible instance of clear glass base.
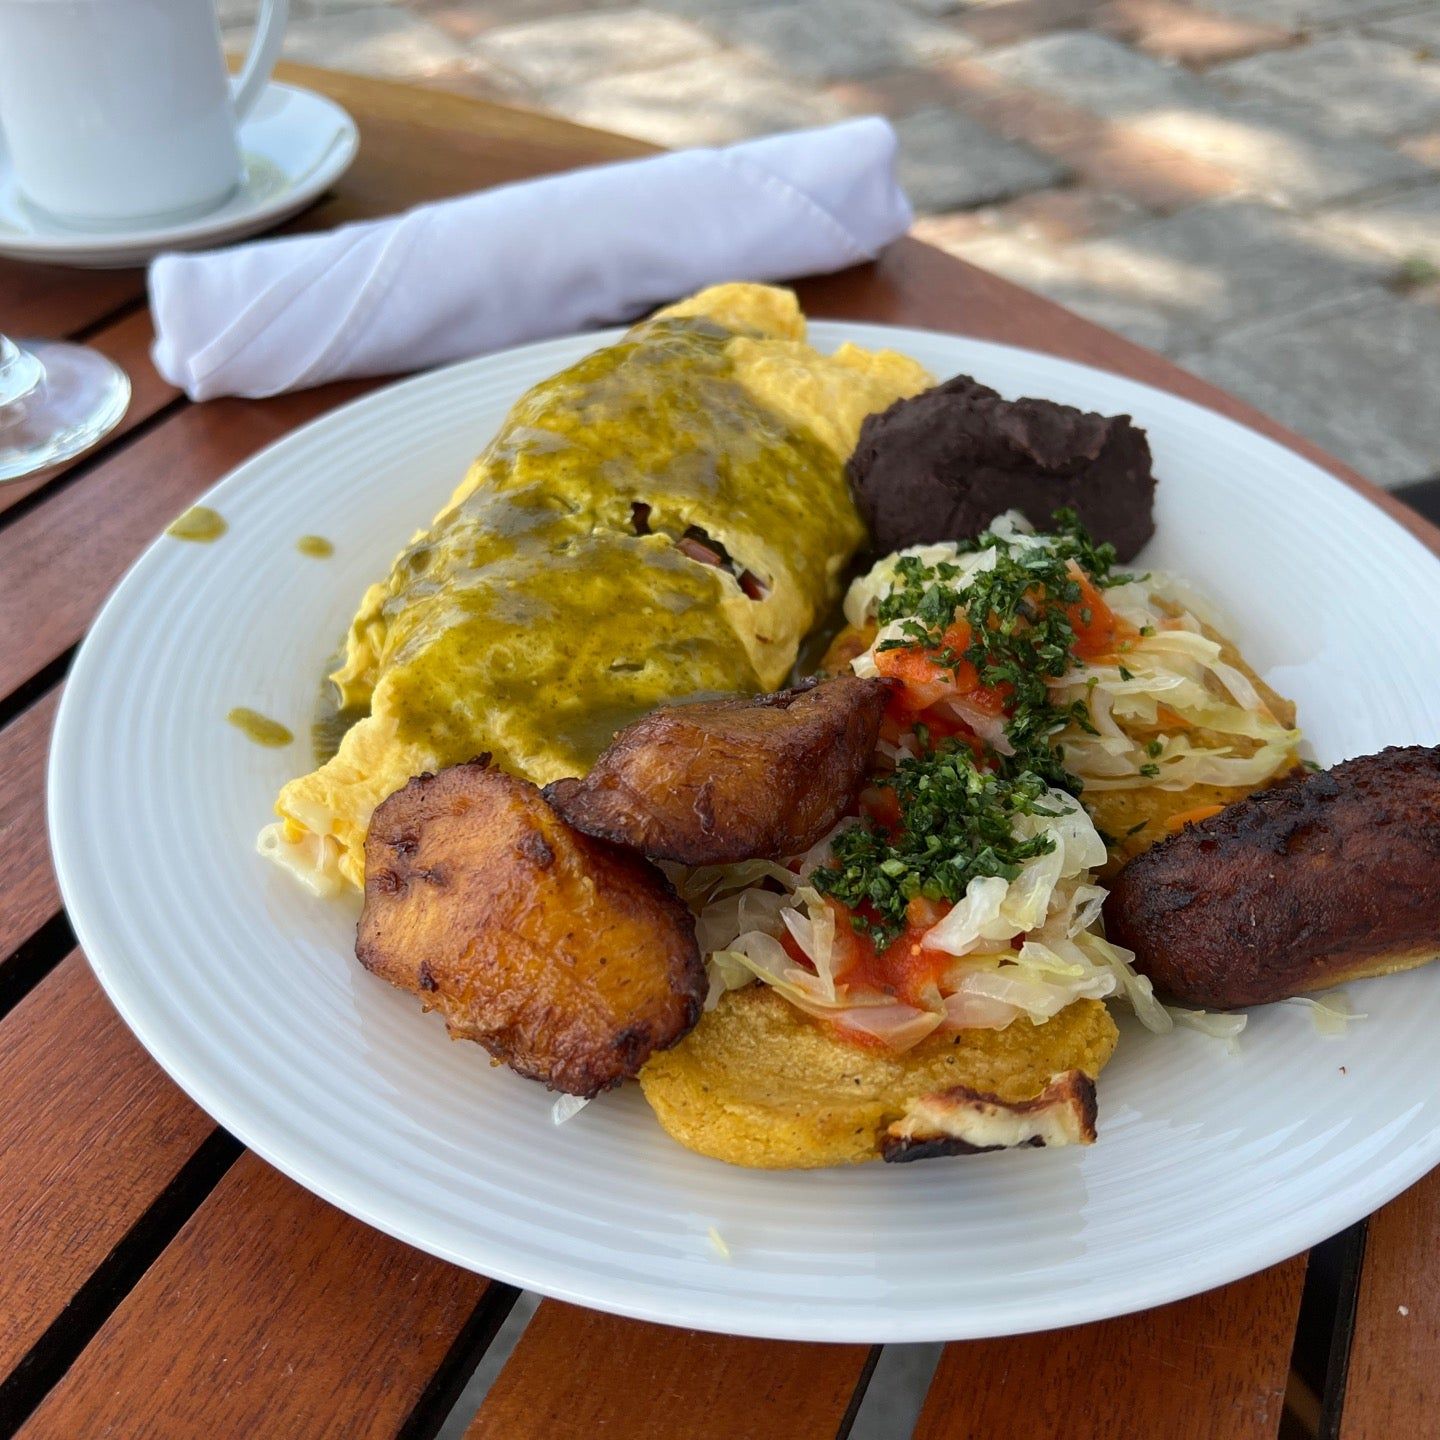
[0,337,131,483]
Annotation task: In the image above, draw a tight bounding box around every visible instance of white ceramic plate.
[50,323,1440,1343]
[0,82,357,268]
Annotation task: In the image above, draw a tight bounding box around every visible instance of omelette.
[260,284,931,895]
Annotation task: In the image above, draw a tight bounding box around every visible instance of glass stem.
[0,334,45,412]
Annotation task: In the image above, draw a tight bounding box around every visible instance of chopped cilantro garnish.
[871,509,1130,793]
[819,515,1172,946]
[1139,762,1160,778]
[1145,739,1163,758]
[811,741,1060,948]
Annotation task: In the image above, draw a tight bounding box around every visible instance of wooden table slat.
[0,953,214,1389]
[914,1259,1308,1440]
[2,263,142,343]
[0,687,61,962]
[0,309,181,521]
[266,64,655,224]
[466,1301,874,1440]
[18,1153,497,1440]
[1339,1172,1440,1439]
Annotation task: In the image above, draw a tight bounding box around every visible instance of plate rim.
[48,319,1440,1342]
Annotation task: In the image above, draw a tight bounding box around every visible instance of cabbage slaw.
[848,515,1300,796]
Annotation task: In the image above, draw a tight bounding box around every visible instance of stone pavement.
[226,0,1440,489]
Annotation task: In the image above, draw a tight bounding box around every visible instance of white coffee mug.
[0,0,290,230]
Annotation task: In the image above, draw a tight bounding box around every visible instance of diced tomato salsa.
[1065,562,1137,661]
[813,559,1129,1019]
[781,896,955,1010]
[874,617,1012,731]
[872,563,1134,744]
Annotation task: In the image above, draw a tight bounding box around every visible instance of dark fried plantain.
[357,758,705,1096]
[1105,745,1440,1009]
[543,675,889,865]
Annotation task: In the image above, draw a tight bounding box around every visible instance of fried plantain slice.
[1105,745,1440,1010]
[639,984,1117,1168]
[357,758,705,1096]
[543,675,890,865]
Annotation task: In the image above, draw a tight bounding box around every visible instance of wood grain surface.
[466,1301,874,1440]
[0,690,60,959]
[18,1155,496,1440]
[0,953,213,1384]
[1340,1172,1440,1440]
[914,1259,1308,1440]
[270,63,654,223]
[2,261,139,339]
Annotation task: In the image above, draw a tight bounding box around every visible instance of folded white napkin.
[148,117,912,402]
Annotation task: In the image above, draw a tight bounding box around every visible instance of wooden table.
[2,62,1436,1440]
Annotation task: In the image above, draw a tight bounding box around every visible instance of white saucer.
[0,81,358,269]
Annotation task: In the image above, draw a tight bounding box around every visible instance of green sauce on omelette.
[341,319,857,782]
